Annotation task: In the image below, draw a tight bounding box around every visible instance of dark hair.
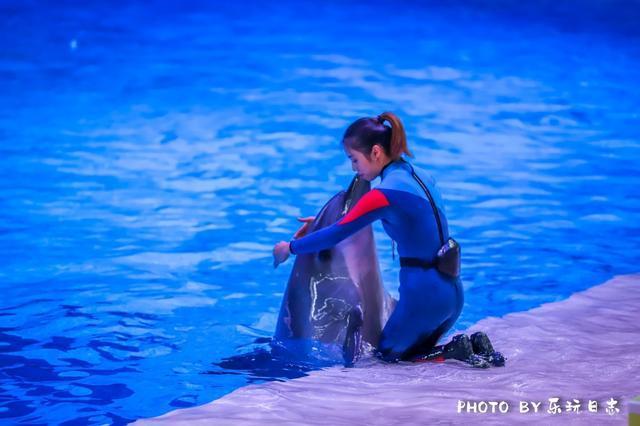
[342,111,413,160]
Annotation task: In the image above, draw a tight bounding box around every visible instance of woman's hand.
[293,216,316,239]
[273,241,291,268]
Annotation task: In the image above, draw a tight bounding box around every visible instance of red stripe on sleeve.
[338,189,390,225]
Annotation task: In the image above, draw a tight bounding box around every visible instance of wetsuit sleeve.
[289,189,391,255]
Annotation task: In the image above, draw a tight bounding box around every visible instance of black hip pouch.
[436,237,461,278]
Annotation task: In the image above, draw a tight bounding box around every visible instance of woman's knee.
[378,327,414,362]
[377,338,403,363]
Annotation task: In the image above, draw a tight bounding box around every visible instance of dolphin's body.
[274,176,396,365]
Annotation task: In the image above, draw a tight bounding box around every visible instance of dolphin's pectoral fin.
[342,306,364,367]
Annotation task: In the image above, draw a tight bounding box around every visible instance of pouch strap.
[405,161,445,246]
[400,257,436,269]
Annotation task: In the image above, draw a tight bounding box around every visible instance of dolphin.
[273,175,396,366]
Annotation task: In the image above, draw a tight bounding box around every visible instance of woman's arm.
[290,188,391,254]
[273,189,391,268]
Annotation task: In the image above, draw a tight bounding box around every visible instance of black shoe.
[470,331,494,354]
[444,334,490,368]
[485,351,506,367]
[470,332,506,367]
[443,334,472,361]
[466,353,491,369]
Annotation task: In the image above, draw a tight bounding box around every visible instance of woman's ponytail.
[342,111,413,160]
[378,111,413,160]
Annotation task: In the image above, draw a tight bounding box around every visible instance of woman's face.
[344,145,385,181]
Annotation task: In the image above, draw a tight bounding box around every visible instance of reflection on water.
[1,0,639,424]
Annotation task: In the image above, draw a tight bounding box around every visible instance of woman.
[273,112,500,366]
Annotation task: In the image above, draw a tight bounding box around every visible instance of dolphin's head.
[342,175,371,216]
[310,175,370,263]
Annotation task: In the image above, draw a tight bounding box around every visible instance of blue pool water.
[1,1,639,424]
